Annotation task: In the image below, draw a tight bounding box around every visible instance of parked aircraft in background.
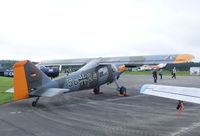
[12,54,194,107]
[0,68,14,77]
[38,66,59,78]
[0,66,59,78]
[137,63,167,71]
[3,70,14,77]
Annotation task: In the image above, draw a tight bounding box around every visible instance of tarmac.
[1,75,200,136]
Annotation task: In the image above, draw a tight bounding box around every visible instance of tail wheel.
[32,101,37,107]
[32,97,40,107]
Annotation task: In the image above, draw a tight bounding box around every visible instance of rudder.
[13,60,51,100]
[14,60,29,100]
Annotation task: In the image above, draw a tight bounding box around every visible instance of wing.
[37,54,194,66]
[29,88,70,97]
[140,84,200,104]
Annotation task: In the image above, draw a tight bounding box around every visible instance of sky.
[0,0,200,62]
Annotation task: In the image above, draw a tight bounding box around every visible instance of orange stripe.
[13,60,29,101]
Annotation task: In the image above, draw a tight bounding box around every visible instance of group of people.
[152,67,177,83]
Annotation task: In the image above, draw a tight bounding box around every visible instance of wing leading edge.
[140,84,200,104]
[38,54,194,66]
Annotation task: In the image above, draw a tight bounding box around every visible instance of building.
[190,67,200,76]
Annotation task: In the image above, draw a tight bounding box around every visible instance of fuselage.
[52,59,115,92]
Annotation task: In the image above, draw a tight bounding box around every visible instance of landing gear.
[119,86,127,96]
[93,86,103,95]
[114,79,127,96]
[32,97,40,107]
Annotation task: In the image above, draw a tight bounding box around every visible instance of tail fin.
[13,60,51,100]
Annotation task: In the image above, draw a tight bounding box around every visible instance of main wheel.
[93,87,103,94]
[119,86,126,95]
[32,101,37,107]
[93,87,99,94]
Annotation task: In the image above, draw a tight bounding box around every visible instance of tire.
[32,101,37,107]
[93,87,100,94]
[119,86,126,95]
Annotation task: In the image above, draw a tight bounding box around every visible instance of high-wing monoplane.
[13,54,194,106]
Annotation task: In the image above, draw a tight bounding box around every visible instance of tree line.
[0,60,17,69]
[166,62,200,71]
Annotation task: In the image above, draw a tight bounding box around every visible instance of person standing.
[159,69,163,79]
[152,69,158,83]
[172,67,176,79]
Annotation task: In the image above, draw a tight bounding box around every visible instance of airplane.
[0,65,13,77]
[3,69,14,77]
[12,54,194,107]
[0,69,14,77]
[0,66,59,78]
[38,65,59,78]
[137,63,166,71]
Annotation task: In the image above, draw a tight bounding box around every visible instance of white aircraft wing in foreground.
[140,84,200,104]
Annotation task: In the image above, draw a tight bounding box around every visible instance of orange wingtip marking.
[173,54,194,64]
[118,65,126,73]
[13,60,29,101]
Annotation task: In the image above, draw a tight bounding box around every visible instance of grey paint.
[24,54,193,97]
[37,54,192,66]
[25,59,119,97]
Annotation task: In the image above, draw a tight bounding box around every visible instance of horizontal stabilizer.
[5,88,14,93]
[30,88,70,97]
[140,84,200,104]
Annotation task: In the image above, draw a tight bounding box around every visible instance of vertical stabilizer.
[13,60,51,100]
[13,60,29,100]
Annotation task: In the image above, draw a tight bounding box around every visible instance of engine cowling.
[111,64,126,79]
[118,65,126,73]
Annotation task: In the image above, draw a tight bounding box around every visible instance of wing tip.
[173,54,194,64]
[140,84,150,93]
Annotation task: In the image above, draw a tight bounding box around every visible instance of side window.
[98,67,108,77]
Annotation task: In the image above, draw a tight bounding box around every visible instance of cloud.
[0,0,199,61]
